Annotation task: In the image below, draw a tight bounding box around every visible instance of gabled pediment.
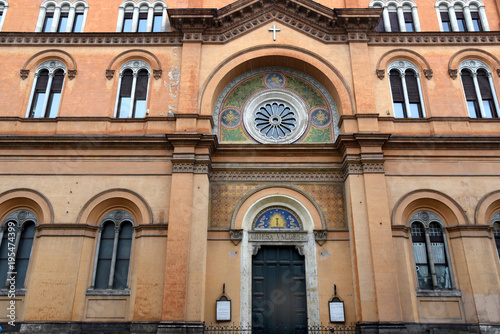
[168,0,382,43]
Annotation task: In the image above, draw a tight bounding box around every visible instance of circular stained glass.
[243,90,308,144]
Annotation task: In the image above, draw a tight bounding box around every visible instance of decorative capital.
[252,244,261,256]
[153,69,162,80]
[449,69,458,80]
[229,229,243,246]
[194,163,210,174]
[376,69,385,80]
[67,69,77,80]
[423,69,433,80]
[314,230,328,246]
[106,69,115,80]
[20,69,30,80]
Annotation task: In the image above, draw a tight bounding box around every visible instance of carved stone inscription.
[249,232,308,242]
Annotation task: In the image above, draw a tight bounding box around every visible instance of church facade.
[0,0,499,333]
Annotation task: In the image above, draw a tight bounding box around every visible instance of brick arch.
[376,48,433,79]
[106,49,162,80]
[392,189,468,227]
[199,45,355,118]
[77,189,153,226]
[231,185,324,232]
[475,190,500,225]
[0,188,54,225]
[21,49,77,79]
[448,48,500,78]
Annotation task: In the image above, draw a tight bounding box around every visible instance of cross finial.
[269,24,281,41]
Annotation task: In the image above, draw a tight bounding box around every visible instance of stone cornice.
[209,170,343,182]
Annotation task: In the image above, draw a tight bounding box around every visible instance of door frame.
[239,195,320,328]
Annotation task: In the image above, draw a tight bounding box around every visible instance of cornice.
[385,135,500,150]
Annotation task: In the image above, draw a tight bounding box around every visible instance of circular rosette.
[255,102,297,140]
[264,73,286,88]
[310,108,331,128]
[220,109,241,128]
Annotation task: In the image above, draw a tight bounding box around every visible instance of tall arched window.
[0,1,9,32]
[460,60,499,119]
[116,0,168,33]
[435,0,490,32]
[0,210,37,290]
[36,0,89,33]
[26,60,66,118]
[90,210,134,290]
[370,0,421,32]
[410,211,455,290]
[388,60,425,118]
[115,60,150,118]
[491,212,500,262]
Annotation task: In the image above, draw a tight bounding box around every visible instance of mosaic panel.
[213,67,339,144]
[253,206,302,230]
[209,182,346,230]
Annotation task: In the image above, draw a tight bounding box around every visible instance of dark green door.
[252,246,307,334]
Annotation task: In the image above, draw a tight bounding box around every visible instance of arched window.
[410,210,455,290]
[460,60,499,119]
[0,210,37,290]
[388,60,425,118]
[370,0,421,32]
[115,60,150,118]
[491,212,500,262]
[435,0,490,32]
[26,60,66,118]
[36,1,89,33]
[116,0,168,33]
[91,210,134,290]
[0,1,9,31]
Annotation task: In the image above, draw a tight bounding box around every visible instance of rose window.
[255,102,297,139]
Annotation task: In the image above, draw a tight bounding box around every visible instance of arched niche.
[475,190,500,225]
[0,188,54,225]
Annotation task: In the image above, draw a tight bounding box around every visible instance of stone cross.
[269,24,280,41]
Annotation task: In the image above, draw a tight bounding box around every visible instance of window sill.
[86,288,130,296]
[0,288,26,296]
[416,289,462,298]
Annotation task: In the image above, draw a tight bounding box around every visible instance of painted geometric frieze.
[253,206,302,230]
[209,182,346,230]
[214,67,339,144]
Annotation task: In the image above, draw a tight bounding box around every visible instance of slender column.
[5,226,23,287]
[146,7,154,32]
[35,7,46,32]
[26,73,39,117]
[114,74,123,117]
[131,6,139,32]
[107,225,120,289]
[400,72,412,117]
[478,6,490,31]
[397,6,405,32]
[81,7,89,32]
[116,7,124,32]
[382,7,391,32]
[161,7,168,32]
[449,6,459,32]
[128,72,138,118]
[471,72,486,118]
[441,228,456,289]
[424,228,438,289]
[487,74,500,116]
[416,74,426,117]
[412,6,421,32]
[463,6,474,32]
[50,6,61,32]
[66,7,76,32]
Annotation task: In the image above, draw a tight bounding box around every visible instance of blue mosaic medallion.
[311,108,331,127]
[265,73,285,88]
[253,207,301,230]
[220,109,241,127]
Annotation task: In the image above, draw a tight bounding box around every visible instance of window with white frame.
[36,0,88,32]
[26,60,66,118]
[435,0,490,32]
[90,210,134,291]
[460,60,499,119]
[371,0,421,32]
[0,210,36,290]
[0,1,9,32]
[388,60,425,118]
[410,211,455,290]
[490,212,500,262]
[116,0,168,33]
[115,60,150,118]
